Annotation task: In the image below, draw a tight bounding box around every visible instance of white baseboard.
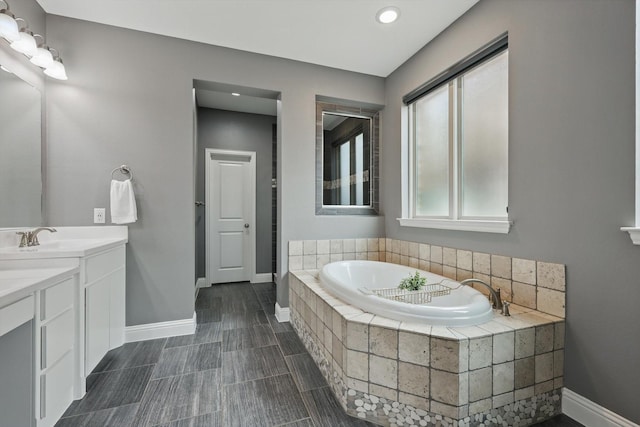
[252,273,273,283]
[562,388,639,427]
[275,302,290,322]
[125,312,196,343]
[196,277,208,288]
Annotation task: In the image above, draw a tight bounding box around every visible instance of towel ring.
[111,165,133,181]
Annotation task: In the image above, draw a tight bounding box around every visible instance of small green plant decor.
[398,271,426,291]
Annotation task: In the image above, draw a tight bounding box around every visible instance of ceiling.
[35,0,478,78]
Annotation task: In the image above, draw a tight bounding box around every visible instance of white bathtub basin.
[319,260,493,326]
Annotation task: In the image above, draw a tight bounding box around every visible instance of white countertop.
[0,238,127,260]
[0,266,80,307]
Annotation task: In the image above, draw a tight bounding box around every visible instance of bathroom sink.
[0,238,126,259]
[17,239,104,252]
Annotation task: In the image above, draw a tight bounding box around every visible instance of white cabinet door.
[109,267,126,349]
[85,278,110,374]
[39,351,74,427]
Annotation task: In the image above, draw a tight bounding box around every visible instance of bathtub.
[319,260,493,326]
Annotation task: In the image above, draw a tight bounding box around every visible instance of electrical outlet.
[94,208,106,224]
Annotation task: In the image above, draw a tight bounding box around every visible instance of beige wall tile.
[419,244,430,261]
[419,260,431,272]
[346,320,369,352]
[343,239,356,253]
[289,255,303,270]
[535,324,554,355]
[469,398,492,415]
[355,239,367,253]
[554,377,564,390]
[515,328,535,359]
[554,322,565,350]
[378,238,386,252]
[329,239,343,254]
[537,287,565,318]
[356,252,368,261]
[443,265,457,280]
[409,257,419,268]
[431,370,464,405]
[289,240,303,256]
[431,246,443,263]
[330,253,343,263]
[369,355,397,389]
[398,331,430,366]
[367,238,379,252]
[469,337,493,370]
[303,255,317,270]
[409,241,420,258]
[400,255,409,266]
[431,263,443,275]
[303,240,317,255]
[316,254,330,270]
[514,386,535,401]
[469,367,492,402]
[537,262,565,291]
[369,326,398,359]
[492,392,514,408]
[535,353,554,383]
[369,383,398,401]
[431,338,468,373]
[491,277,513,302]
[514,357,535,389]
[343,252,356,261]
[346,377,368,393]
[493,332,515,364]
[457,250,473,271]
[379,252,386,262]
[512,282,536,309]
[512,258,536,285]
[333,335,343,369]
[431,401,469,419]
[346,350,368,381]
[316,239,330,255]
[400,240,409,256]
[391,239,400,254]
[367,252,380,261]
[535,380,554,395]
[491,255,512,279]
[398,362,429,397]
[443,247,457,267]
[554,350,564,378]
[398,392,429,412]
[493,361,515,395]
[457,269,473,281]
[473,252,491,275]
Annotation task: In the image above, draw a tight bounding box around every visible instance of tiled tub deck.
[289,270,565,427]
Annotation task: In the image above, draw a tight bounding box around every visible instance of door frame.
[205,148,257,285]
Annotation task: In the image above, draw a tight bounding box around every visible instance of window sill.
[397,218,512,234]
[621,227,640,245]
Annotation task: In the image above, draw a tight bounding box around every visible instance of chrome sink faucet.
[16,227,57,247]
[459,278,504,311]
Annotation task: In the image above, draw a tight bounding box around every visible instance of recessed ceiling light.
[231,92,240,96]
[376,6,400,24]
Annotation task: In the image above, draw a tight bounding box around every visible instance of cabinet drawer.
[0,295,34,337]
[41,277,74,321]
[41,309,74,370]
[39,350,74,422]
[85,246,125,284]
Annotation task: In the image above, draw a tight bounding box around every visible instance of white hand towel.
[110,179,138,224]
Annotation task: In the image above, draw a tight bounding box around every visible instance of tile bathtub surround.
[289,271,565,426]
[289,238,567,319]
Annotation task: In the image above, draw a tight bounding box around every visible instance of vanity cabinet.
[83,246,126,375]
[35,276,77,427]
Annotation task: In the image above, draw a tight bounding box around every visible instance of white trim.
[562,388,639,427]
[274,302,290,322]
[252,273,273,283]
[621,227,640,245]
[397,217,511,234]
[124,312,196,343]
[196,277,208,289]
[274,273,281,286]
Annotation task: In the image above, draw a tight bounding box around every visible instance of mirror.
[316,101,380,215]
[0,66,43,227]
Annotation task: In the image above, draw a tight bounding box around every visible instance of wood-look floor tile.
[533,415,585,426]
[268,314,294,334]
[285,353,327,392]
[196,308,222,324]
[219,296,262,314]
[224,374,309,427]
[276,331,307,356]
[276,418,314,427]
[93,338,166,373]
[165,323,223,348]
[64,365,154,416]
[302,387,377,427]
[252,282,276,292]
[222,310,268,330]
[195,293,222,311]
[152,342,222,379]
[152,411,223,427]
[223,345,289,384]
[134,369,221,426]
[223,324,277,352]
[55,403,139,426]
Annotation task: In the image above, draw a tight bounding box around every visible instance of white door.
[206,149,255,284]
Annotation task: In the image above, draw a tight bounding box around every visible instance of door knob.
[244,224,250,228]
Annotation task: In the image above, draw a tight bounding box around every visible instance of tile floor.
[55,281,582,427]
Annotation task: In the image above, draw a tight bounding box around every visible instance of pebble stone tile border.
[289,269,564,427]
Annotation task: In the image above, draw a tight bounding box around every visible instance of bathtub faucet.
[459,278,503,311]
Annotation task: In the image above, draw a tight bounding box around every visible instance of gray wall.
[44,15,385,325]
[382,0,638,422]
[196,108,276,278]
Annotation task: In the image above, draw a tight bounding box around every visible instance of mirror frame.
[316,101,380,215]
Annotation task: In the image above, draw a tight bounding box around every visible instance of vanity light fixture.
[0,0,19,41]
[376,6,400,24]
[10,18,37,56]
[43,49,67,80]
[30,35,54,68]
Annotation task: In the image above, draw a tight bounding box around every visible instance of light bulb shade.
[10,31,37,56]
[30,46,53,68]
[44,59,67,80]
[0,11,19,41]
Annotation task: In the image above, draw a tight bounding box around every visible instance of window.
[400,35,511,233]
